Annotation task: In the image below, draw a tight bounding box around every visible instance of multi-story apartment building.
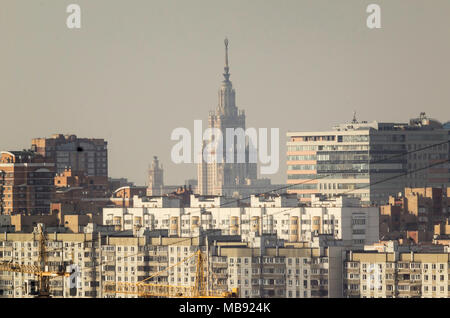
[0,226,103,298]
[211,234,346,298]
[287,113,450,204]
[103,194,379,248]
[380,187,449,243]
[0,224,347,299]
[0,224,222,298]
[54,167,108,194]
[344,241,450,298]
[31,134,108,177]
[107,233,348,299]
[0,151,55,215]
[52,167,119,214]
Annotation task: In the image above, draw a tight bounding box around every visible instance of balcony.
[311,289,328,298]
[345,267,360,273]
[310,284,328,291]
[397,267,411,274]
[397,289,421,297]
[345,289,360,296]
[212,263,227,269]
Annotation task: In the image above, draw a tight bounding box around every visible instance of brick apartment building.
[380,187,449,243]
[0,151,55,215]
[31,134,108,177]
[52,167,146,214]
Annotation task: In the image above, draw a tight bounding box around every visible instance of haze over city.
[1,0,450,186]
[3,0,450,304]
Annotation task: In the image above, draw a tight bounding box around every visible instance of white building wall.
[103,196,378,246]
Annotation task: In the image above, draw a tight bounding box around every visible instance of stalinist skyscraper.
[197,39,258,196]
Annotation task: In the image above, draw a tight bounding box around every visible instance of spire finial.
[223,37,230,82]
[224,38,229,66]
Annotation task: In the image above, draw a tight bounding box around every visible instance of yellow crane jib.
[104,250,239,298]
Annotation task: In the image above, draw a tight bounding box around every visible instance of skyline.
[1,0,450,186]
[2,0,450,302]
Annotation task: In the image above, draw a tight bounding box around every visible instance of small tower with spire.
[147,156,164,196]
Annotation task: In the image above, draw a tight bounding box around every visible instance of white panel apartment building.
[103,194,379,247]
[0,230,102,298]
[344,242,450,298]
[0,225,348,299]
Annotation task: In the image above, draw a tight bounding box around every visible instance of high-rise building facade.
[379,187,449,243]
[31,134,108,177]
[211,235,346,298]
[103,194,379,248]
[197,39,257,196]
[0,225,345,299]
[344,242,450,298]
[287,113,449,204]
[0,151,55,215]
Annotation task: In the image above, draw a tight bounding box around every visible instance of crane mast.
[1,227,238,298]
[37,224,50,297]
[104,250,238,298]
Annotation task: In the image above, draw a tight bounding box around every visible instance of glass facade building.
[287,115,449,205]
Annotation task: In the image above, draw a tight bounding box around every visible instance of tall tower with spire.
[197,38,257,196]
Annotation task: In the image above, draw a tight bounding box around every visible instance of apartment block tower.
[197,39,257,196]
[344,242,450,298]
[0,151,55,215]
[287,113,449,205]
[31,134,108,177]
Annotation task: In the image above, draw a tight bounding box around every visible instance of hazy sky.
[1,0,450,185]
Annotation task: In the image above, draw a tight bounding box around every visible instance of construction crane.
[0,224,74,298]
[1,225,236,298]
[0,261,73,297]
[104,250,239,298]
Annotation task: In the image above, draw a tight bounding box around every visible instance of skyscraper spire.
[223,37,230,82]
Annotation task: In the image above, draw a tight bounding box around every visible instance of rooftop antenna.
[351,111,358,124]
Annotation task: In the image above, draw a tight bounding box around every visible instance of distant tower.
[197,38,257,195]
[351,111,358,124]
[147,156,164,196]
